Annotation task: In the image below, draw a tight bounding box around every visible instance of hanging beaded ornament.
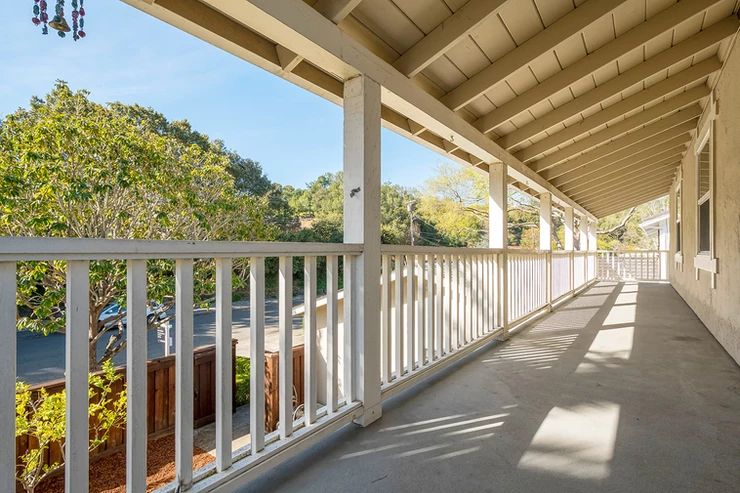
[31,0,49,35]
[32,0,85,39]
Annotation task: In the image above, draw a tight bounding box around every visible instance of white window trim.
[674,179,682,266]
[693,98,717,285]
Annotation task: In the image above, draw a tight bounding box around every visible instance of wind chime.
[32,0,86,40]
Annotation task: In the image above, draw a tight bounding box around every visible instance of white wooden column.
[564,206,574,293]
[0,263,15,493]
[343,74,382,426]
[489,162,508,334]
[540,193,552,310]
[579,216,588,252]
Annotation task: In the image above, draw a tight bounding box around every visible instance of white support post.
[0,263,15,493]
[489,162,508,336]
[564,207,575,293]
[216,258,233,470]
[175,259,194,490]
[540,193,552,311]
[343,74,382,426]
[279,256,294,435]
[126,260,146,493]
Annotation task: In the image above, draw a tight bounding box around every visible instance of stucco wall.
[669,34,740,365]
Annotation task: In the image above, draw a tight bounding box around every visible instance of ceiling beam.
[563,153,681,195]
[313,0,363,23]
[551,139,688,188]
[582,178,673,209]
[589,187,672,216]
[514,58,719,161]
[497,17,738,149]
[572,167,678,202]
[472,0,723,134]
[190,0,595,219]
[393,0,509,78]
[440,0,626,111]
[540,112,697,181]
[539,107,698,180]
[531,90,705,172]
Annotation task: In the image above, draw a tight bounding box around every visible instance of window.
[693,100,718,286]
[697,138,711,253]
[675,182,682,257]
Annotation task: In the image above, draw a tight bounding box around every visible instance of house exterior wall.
[669,34,740,366]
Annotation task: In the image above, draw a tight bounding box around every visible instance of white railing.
[507,250,548,324]
[596,250,669,281]
[1,237,607,493]
[378,245,503,394]
[0,237,363,493]
[551,251,572,301]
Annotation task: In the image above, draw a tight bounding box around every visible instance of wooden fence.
[15,341,236,484]
[264,345,305,432]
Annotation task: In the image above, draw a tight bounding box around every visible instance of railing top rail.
[0,237,363,261]
[380,244,504,255]
[596,250,669,253]
[507,248,551,255]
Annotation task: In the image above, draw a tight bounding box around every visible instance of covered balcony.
[2,0,740,492]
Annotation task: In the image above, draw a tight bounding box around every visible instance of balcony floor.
[245,281,740,493]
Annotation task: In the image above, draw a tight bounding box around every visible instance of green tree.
[597,197,668,250]
[0,82,275,368]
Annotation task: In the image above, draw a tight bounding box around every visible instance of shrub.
[235,356,251,407]
[15,361,127,493]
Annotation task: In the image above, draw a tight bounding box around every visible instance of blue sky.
[2,0,454,189]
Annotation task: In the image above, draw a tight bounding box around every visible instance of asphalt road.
[16,297,305,385]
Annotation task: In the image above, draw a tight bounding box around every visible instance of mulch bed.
[37,434,214,493]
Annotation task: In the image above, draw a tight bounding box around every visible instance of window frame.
[674,178,682,266]
[692,99,718,285]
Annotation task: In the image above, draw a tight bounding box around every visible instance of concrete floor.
[241,281,740,493]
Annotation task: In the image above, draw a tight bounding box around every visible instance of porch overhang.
[121,0,739,219]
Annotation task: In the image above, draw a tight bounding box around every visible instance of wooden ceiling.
[125,0,740,217]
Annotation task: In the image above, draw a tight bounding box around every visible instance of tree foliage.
[0,82,276,368]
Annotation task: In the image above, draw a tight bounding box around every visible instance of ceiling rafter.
[531,90,705,172]
[393,0,509,78]
[440,0,626,111]
[563,152,682,195]
[587,186,672,216]
[313,0,363,24]
[472,0,724,134]
[538,109,698,181]
[550,139,688,188]
[581,174,675,203]
[571,167,678,202]
[514,58,720,162]
[497,17,739,149]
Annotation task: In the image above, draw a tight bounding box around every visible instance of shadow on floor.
[239,281,740,493]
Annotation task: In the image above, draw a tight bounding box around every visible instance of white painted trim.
[693,253,718,273]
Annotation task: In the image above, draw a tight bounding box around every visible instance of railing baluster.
[126,260,146,493]
[342,255,354,404]
[279,256,293,437]
[304,256,318,424]
[381,254,391,383]
[451,255,459,350]
[327,255,339,412]
[394,255,403,378]
[415,255,424,368]
[444,254,452,354]
[465,255,472,344]
[426,254,435,363]
[175,259,194,490]
[0,262,15,493]
[472,255,479,340]
[405,254,415,374]
[216,258,233,469]
[250,257,266,452]
[435,255,443,358]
